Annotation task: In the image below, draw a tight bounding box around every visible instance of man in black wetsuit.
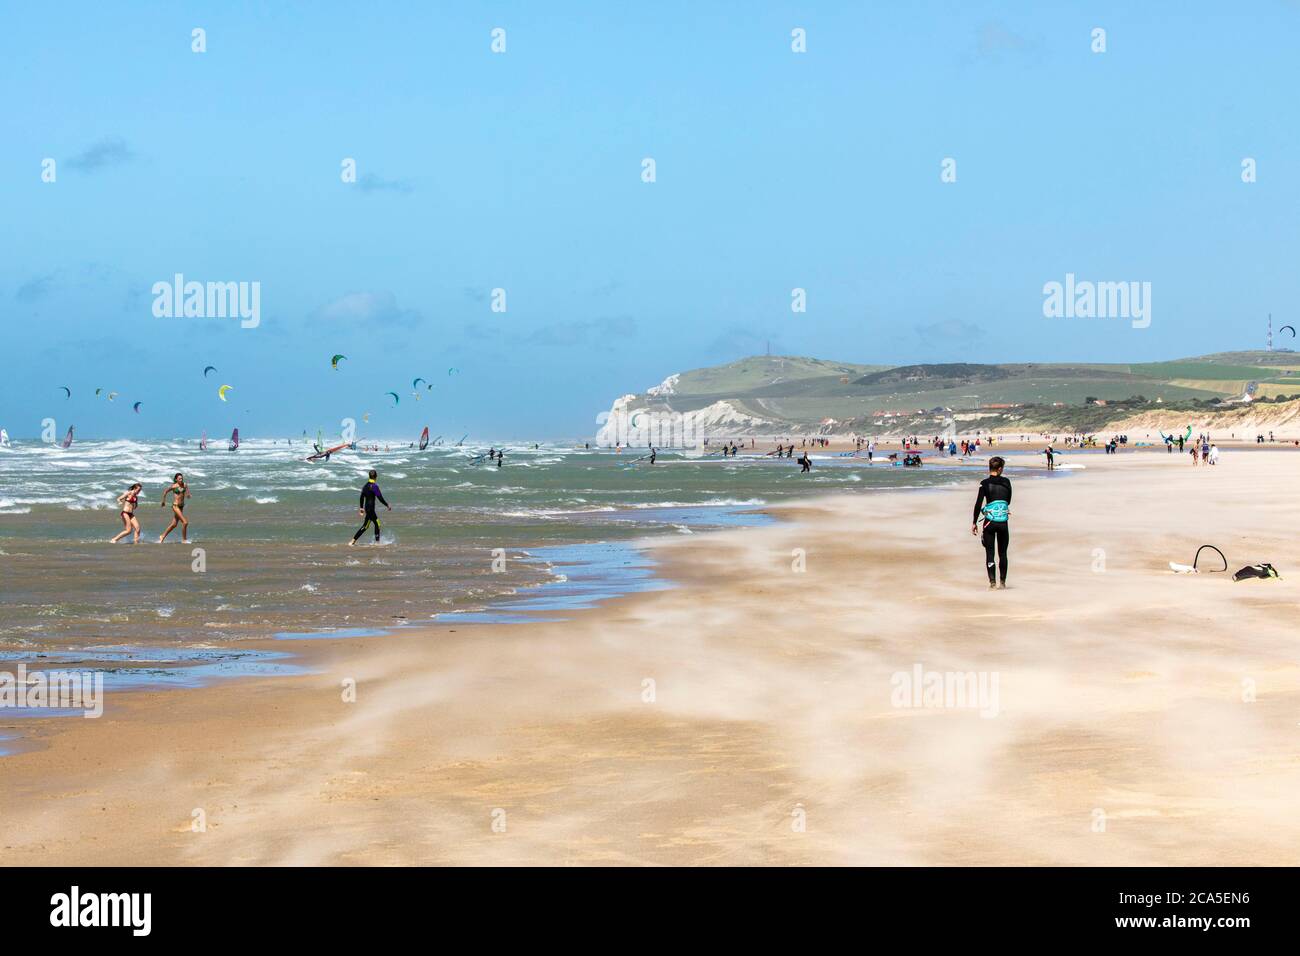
[971,455,1012,589]
[349,469,391,546]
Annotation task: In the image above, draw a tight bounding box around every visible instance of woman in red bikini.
[111,482,143,543]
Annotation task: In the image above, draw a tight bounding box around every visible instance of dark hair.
[174,472,184,482]
[129,482,142,491]
[988,456,1005,473]
[368,469,377,479]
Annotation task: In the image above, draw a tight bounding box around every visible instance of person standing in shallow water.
[972,456,1012,589]
[158,472,190,543]
[111,482,143,543]
[349,469,391,546]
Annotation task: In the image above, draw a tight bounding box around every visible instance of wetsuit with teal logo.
[974,475,1012,585]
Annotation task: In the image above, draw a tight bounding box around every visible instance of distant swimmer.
[158,472,191,543]
[349,469,391,546]
[972,456,1012,589]
[111,482,143,544]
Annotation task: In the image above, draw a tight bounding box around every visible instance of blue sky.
[3,1,1298,439]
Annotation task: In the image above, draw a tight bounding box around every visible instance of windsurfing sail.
[419,426,429,451]
[200,430,208,451]
[314,429,324,455]
[228,427,240,451]
[455,433,468,446]
[62,426,74,449]
[0,428,10,447]
[307,441,350,462]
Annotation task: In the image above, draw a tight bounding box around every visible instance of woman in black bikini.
[111,482,143,543]
[159,472,190,543]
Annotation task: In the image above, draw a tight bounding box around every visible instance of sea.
[0,438,969,718]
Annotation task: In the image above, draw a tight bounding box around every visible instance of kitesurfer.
[972,456,1012,589]
[349,470,391,545]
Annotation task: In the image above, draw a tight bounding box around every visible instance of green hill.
[619,351,1300,434]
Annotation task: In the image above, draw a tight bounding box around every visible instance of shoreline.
[3,451,1300,864]
[0,460,1005,745]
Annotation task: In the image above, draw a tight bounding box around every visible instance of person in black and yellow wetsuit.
[971,455,1012,589]
[349,469,391,546]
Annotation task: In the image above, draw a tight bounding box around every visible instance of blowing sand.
[3,450,1300,866]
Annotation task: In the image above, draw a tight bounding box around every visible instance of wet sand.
[3,450,1300,865]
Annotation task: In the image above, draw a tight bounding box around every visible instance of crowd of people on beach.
[102,427,1247,598]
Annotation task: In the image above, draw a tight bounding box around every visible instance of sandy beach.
[4,449,1300,866]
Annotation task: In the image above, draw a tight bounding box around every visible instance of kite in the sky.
[95,388,103,396]
[132,401,142,413]
[413,377,426,390]
[1280,325,1296,337]
[385,391,400,405]
[107,391,119,401]
[203,365,218,377]
[218,384,234,402]
[59,386,71,398]
[331,354,347,370]
[447,367,459,376]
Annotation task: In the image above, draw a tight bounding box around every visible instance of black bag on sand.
[1232,563,1280,582]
